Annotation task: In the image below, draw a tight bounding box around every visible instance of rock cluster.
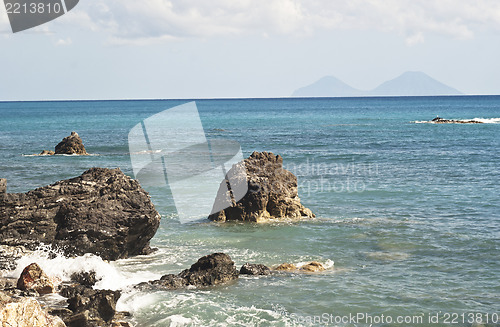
[209,151,315,222]
[0,168,161,260]
[147,253,239,290]
[430,117,483,124]
[36,131,88,156]
[55,131,88,155]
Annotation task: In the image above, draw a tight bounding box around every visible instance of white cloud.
[65,0,500,44]
[56,37,72,46]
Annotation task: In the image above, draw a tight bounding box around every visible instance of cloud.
[56,37,72,46]
[66,0,500,44]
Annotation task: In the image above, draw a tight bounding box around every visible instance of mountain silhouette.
[292,72,463,97]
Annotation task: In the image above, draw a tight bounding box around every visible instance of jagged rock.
[0,295,66,327]
[147,253,239,290]
[55,132,88,155]
[274,263,297,271]
[0,245,30,271]
[59,284,121,327]
[300,261,325,272]
[209,151,315,222]
[239,263,271,276]
[17,263,58,295]
[0,168,160,260]
[70,271,99,288]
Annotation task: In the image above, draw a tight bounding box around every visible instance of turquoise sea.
[1,96,499,326]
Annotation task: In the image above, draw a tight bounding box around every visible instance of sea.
[0,96,499,327]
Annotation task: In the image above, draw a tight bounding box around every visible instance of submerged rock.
[55,132,88,155]
[0,168,161,260]
[39,150,56,156]
[17,263,58,295]
[146,253,239,290]
[239,263,271,276]
[274,263,297,271]
[208,151,315,222]
[300,261,325,272]
[429,117,483,124]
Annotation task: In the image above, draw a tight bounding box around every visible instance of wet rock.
[300,261,325,272]
[0,295,66,327]
[39,150,56,156]
[239,263,271,276]
[70,271,99,288]
[274,263,297,271]
[429,117,483,124]
[17,263,57,295]
[59,284,121,327]
[0,245,30,271]
[0,168,161,260]
[147,253,239,290]
[209,151,315,222]
[54,132,88,155]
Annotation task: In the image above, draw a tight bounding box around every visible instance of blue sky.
[1,0,499,100]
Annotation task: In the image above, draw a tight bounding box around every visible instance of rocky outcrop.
[208,151,315,222]
[274,262,326,273]
[300,261,325,272]
[0,168,161,260]
[55,132,88,155]
[59,285,121,327]
[274,263,297,271]
[0,245,29,271]
[239,263,271,276]
[146,253,239,290]
[0,292,66,327]
[39,150,55,156]
[429,117,483,124]
[17,263,58,295]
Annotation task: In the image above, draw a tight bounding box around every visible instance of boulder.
[55,132,88,155]
[274,263,297,271]
[17,263,57,295]
[0,295,66,327]
[300,261,325,272]
[239,263,271,276]
[0,168,161,260]
[208,151,315,222]
[147,253,239,290]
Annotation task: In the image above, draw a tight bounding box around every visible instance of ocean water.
[1,96,499,326]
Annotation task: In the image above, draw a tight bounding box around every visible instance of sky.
[1,0,500,100]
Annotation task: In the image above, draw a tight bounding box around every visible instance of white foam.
[470,117,500,123]
[8,245,160,291]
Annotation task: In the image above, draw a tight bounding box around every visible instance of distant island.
[292,71,463,97]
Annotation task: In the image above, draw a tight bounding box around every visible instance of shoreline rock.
[0,168,161,261]
[209,151,315,222]
[145,253,239,290]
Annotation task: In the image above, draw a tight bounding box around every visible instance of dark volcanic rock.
[208,151,315,222]
[240,263,271,276]
[0,244,29,271]
[147,253,239,290]
[55,131,88,155]
[0,168,161,260]
[70,271,99,288]
[59,284,121,327]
